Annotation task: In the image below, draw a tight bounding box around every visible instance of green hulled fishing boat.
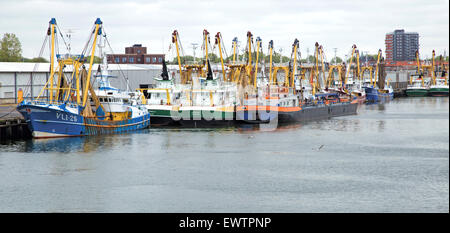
[406,75,429,97]
[428,76,449,97]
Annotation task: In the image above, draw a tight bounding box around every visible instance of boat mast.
[203,29,210,77]
[319,45,326,90]
[232,37,238,65]
[172,30,183,82]
[432,50,436,85]
[356,49,361,82]
[290,39,299,89]
[344,44,357,89]
[254,37,262,89]
[215,32,226,81]
[82,18,102,107]
[374,49,382,88]
[268,40,273,84]
[415,50,421,75]
[313,42,320,95]
[49,18,56,103]
[246,31,253,83]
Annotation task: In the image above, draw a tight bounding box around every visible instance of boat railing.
[24,99,82,108]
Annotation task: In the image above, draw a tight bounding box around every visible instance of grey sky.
[1,0,448,61]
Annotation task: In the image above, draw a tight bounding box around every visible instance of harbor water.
[0,97,448,212]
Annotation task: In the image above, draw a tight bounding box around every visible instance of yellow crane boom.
[215,32,226,81]
[82,18,102,107]
[374,49,382,88]
[172,30,183,81]
[344,44,357,89]
[254,37,262,88]
[268,40,273,84]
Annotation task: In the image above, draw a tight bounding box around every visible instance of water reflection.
[236,122,302,133]
[5,133,136,154]
[24,137,87,153]
[377,120,386,132]
[1,97,447,154]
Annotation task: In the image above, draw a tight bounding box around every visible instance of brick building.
[107,44,165,64]
[385,29,419,62]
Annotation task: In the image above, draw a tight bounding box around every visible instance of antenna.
[279,48,283,64]
[363,50,369,66]
[64,28,78,56]
[306,48,310,63]
[191,43,198,64]
[333,48,337,65]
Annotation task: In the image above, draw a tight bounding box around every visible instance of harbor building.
[107,44,165,65]
[385,29,419,62]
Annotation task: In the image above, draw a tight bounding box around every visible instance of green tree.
[0,33,22,62]
[30,57,49,62]
[83,55,102,63]
[330,57,343,64]
[22,57,49,63]
[262,52,290,64]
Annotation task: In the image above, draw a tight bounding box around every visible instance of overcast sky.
[1,0,448,61]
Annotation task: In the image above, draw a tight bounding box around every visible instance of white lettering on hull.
[56,112,77,122]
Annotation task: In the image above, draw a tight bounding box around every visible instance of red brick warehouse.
[107,44,165,64]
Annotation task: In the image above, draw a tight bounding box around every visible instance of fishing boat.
[139,60,180,126]
[237,39,358,124]
[16,18,150,138]
[170,30,238,127]
[428,76,449,97]
[361,75,379,103]
[428,62,448,97]
[406,74,429,97]
[378,79,394,101]
[171,59,236,127]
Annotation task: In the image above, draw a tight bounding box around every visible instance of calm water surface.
[0,97,448,212]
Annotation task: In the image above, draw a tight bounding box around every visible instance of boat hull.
[167,108,236,127]
[236,102,358,124]
[278,102,358,123]
[428,88,449,97]
[406,89,428,97]
[363,87,379,102]
[17,104,150,138]
[378,92,394,101]
[147,109,175,126]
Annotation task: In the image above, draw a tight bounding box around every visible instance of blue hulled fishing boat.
[17,18,150,138]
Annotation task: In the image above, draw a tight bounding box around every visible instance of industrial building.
[107,44,165,65]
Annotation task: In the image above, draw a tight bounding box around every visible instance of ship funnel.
[161,60,169,80]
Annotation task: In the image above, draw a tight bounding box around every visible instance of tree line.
[0,33,48,62]
[0,33,102,63]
